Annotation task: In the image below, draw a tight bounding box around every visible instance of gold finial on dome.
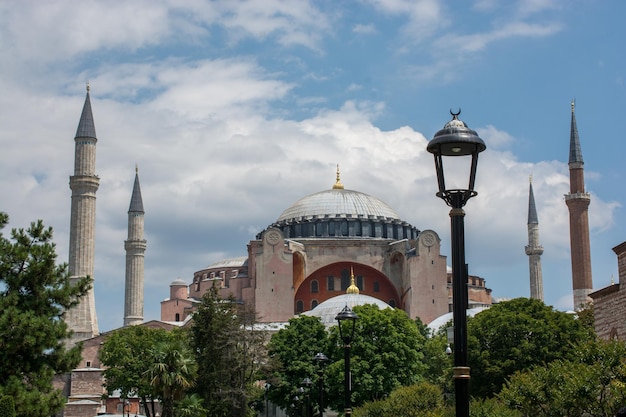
[346,266,359,294]
[571,98,575,112]
[332,164,344,189]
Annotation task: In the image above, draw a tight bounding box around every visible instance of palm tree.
[146,339,197,417]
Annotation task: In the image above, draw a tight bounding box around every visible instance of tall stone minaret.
[124,167,146,326]
[565,100,593,309]
[525,176,544,301]
[66,84,99,345]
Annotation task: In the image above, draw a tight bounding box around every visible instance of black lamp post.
[313,352,328,417]
[301,377,313,417]
[264,382,271,417]
[427,109,486,417]
[335,305,358,417]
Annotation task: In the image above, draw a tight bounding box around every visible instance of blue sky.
[1,0,625,332]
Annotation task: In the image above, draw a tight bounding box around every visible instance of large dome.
[261,169,420,240]
[277,188,401,223]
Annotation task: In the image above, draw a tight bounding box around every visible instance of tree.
[266,314,330,413]
[0,213,91,416]
[268,304,428,414]
[100,326,181,417]
[329,304,427,409]
[147,337,197,417]
[499,339,626,417]
[190,285,267,417]
[467,297,594,397]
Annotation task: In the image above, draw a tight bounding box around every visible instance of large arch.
[294,261,400,314]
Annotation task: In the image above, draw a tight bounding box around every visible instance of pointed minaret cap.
[332,164,344,189]
[346,266,360,294]
[75,82,97,139]
[568,99,584,165]
[129,165,144,213]
[528,175,539,225]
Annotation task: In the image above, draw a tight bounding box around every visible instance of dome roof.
[277,188,401,223]
[301,293,392,327]
[261,167,420,241]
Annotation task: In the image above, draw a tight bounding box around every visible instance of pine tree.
[0,213,91,416]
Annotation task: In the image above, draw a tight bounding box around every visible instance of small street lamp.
[301,377,313,417]
[264,382,271,417]
[313,352,329,417]
[427,109,486,417]
[335,305,358,417]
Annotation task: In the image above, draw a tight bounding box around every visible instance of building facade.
[161,168,492,325]
[590,242,626,341]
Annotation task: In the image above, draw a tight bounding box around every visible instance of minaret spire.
[124,167,147,326]
[565,100,593,309]
[525,175,544,301]
[66,85,100,345]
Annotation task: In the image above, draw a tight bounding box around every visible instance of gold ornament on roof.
[346,266,359,294]
[332,164,344,189]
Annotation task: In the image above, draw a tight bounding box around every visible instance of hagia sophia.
[56,86,626,416]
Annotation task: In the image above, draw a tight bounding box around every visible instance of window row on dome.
[271,218,419,239]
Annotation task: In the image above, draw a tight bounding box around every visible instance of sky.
[1,0,625,333]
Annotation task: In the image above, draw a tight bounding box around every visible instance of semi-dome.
[261,167,420,240]
[301,293,392,327]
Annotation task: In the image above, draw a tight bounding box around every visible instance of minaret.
[66,83,99,344]
[124,167,146,326]
[525,176,544,301]
[565,100,593,309]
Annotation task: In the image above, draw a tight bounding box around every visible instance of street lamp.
[335,305,358,417]
[264,382,271,417]
[427,109,486,417]
[301,377,313,417]
[313,352,329,417]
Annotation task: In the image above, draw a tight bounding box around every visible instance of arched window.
[388,299,396,308]
[175,313,180,322]
[373,281,380,292]
[311,300,318,309]
[341,269,350,291]
[311,280,319,293]
[296,300,304,313]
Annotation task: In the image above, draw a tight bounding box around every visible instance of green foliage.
[499,339,626,417]
[422,324,454,394]
[176,394,208,417]
[326,304,427,410]
[0,213,91,416]
[467,297,594,397]
[353,382,445,417]
[0,396,15,417]
[147,336,197,417]
[266,314,329,413]
[268,304,428,414]
[190,286,266,417]
[469,397,521,417]
[100,326,195,417]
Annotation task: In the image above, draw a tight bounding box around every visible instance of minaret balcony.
[564,192,590,201]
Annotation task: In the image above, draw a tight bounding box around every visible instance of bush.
[354,382,445,417]
[470,397,521,417]
[0,396,16,417]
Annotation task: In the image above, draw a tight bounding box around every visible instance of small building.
[589,241,626,341]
